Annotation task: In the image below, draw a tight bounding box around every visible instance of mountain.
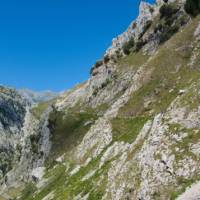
[1,0,200,199]
[18,89,58,104]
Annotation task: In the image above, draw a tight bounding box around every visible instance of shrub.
[159,24,180,44]
[103,54,110,64]
[184,0,200,17]
[144,20,153,32]
[139,20,153,39]
[92,87,99,96]
[30,134,40,154]
[135,39,147,52]
[122,37,135,55]
[90,60,103,75]
[101,78,111,89]
[94,60,103,68]
[20,183,37,200]
[159,4,179,19]
[155,4,187,44]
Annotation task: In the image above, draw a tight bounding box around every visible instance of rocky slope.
[1,0,200,199]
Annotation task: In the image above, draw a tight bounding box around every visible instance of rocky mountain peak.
[106,1,155,57]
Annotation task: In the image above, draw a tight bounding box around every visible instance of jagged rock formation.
[0,87,28,180]
[1,0,200,200]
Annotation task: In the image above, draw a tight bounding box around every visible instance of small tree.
[122,37,135,55]
[159,4,178,19]
[184,0,200,17]
[103,54,110,64]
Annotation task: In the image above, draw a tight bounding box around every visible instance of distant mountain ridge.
[18,89,58,103]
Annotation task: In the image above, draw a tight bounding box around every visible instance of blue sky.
[0,0,155,92]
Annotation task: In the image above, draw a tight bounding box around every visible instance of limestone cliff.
[1,0,200,200]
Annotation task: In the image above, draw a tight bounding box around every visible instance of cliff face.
[0,86,28,180]
[1,0,200,200]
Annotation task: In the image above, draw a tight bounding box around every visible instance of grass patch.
[31,102,51,119]
[47,106,98,162]
[118,52,149,71]
[169,124,200,161]
[22,153,110,200]
[170,176,200,200]
[19,183,37,200]
[111,117,149,143]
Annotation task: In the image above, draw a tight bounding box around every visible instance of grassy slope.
[47,106,98,163]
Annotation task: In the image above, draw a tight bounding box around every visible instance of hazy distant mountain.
[18,89,58,103]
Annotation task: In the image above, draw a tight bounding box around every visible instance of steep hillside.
[1,0,200,200]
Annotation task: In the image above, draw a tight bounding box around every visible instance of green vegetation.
[179,82,200,109]
[19,152,111,200]
[30,134,40,154]
[92,78,112,96]
[111,117,149,143]
[122,20,152,55]
[118,51,149,71]
[169,124,200,161]
[184,0,200,17]
[103,54,110,64]
[159,3,179,19]
[100,78,112,89]
[64,156,110,199]
[122,37,135,55]
[47,106,98,162]
[90,60,103,75]
[31,101,52,119]
[170,176,200,199]
[155,3,188,44]
[20,183,37,200]
[0,148,14,176]
[139,20,152,39]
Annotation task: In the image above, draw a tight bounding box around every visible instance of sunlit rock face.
[106,1,155,57]
[0,87,28,182]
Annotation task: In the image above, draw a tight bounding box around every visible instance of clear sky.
[0,0,155,92]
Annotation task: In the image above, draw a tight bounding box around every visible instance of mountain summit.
[0,0,200,199]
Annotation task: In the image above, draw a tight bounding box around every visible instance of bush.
[30,134,40,154]
[103,55,110,64]
[90,60,103,75]
[135,39,147,52]
[101,78,111,89]
[20,183,37,200]
[139,20,153,39]
[94,60,103,68]
[122,37,135,55]
[155,4,187,44]
[159,4,179,19]
[184,0,200,17]
[159,24,180,44]
[144,20,153,32]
